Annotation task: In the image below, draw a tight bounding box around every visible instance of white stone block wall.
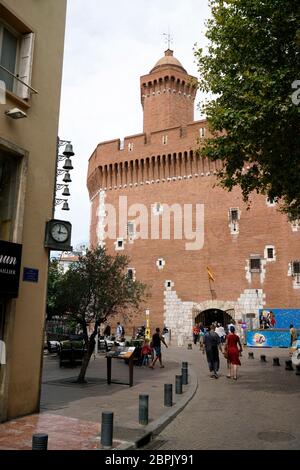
[287,262,300,289]
[163,284,194,346]
[163,285,267,345]
[236,289,266,329]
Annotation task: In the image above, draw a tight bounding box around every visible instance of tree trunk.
[76,337,95,383]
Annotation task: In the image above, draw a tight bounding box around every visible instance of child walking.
[141,339,152,366]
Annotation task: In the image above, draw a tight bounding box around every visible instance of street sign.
[23,267,39,283]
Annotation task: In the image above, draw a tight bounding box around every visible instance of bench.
[59,340,86,367]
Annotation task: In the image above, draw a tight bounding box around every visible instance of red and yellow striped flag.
[206,266,215,282]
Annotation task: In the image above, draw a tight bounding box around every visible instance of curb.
[116,367,198,450]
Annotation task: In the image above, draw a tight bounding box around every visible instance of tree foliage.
[47,259,64,320]
[50,247,148,382]
[195,0,300,218]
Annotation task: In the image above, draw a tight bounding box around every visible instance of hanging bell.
[62,201,70,211]
[62,186,70,196]
[63,171,72,183]
[63,158,73,170]
[63,143,75,157]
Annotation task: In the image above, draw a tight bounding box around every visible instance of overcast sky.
[57,0,211,249]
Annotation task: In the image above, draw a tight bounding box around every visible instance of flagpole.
[209,277,214,300]
[207,266,215,300]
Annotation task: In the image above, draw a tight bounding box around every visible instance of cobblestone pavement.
[146,346,300,450]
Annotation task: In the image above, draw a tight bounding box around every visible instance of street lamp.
[145,309,151,341]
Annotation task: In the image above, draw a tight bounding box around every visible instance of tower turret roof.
[150,49,187,74]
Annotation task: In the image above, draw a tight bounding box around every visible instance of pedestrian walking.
[224,325,243,380]
[215,323,226,344]
[141,339,152,366]
[226,322,235,334]
[203,325,222,378]
[149,327,168,369]
[103,324,111,337]
[290,324,297,347]
[115,322,123,341]
[192,324,200,345]
[199,328,205,354]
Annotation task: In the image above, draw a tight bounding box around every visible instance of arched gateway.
[193,300,237,328]
[195,309,234,328]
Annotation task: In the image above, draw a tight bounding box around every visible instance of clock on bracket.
[45,219,72,251]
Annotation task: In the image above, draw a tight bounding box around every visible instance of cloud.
[57,0,210,248]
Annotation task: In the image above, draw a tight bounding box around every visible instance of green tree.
[55,247,148,383]
[46,259,64,320]
[195,0,300,218]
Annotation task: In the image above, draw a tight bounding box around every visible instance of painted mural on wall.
[247,330,291,348]
[259,309,300,330]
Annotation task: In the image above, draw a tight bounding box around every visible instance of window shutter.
[16,32,35,99]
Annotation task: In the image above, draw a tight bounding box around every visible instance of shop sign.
[0,240,22,298]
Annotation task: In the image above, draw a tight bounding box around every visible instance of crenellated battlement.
[140,70,197,104]
[88,119,207,167]
[87,119,222,200]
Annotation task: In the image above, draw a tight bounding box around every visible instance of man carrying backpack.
[116,322,123,341]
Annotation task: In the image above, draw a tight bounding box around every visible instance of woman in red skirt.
[225,326,243,380]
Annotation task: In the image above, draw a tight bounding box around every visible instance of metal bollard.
[175,375,183,395]
[182,362,188,385]
[273,357,280,366]
[32,433,48,450]
[101,411,114,447]
[260,355,267,362]
[164,384,173,407]
[285,360,294,371]
[139,394,149,425]
[295,365,300,376]
[248,352,254,359]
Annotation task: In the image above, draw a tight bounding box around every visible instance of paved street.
[0,345,299,450]
[40,350,181,434]
[146,346,300,450]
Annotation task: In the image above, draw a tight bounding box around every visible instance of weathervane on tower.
[163,30,173,49]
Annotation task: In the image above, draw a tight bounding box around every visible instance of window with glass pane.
[230,208,239,221]
[127,221,135,238]
[0,152,19,241]
[250,258,261,271]
[292,261,300,275]
[0,300,5,341]
[0,25,18,92]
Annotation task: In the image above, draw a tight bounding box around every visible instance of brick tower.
[141,49,197,134]
[87,50,300,346]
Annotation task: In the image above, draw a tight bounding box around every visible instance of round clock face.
[51,223,69,242]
